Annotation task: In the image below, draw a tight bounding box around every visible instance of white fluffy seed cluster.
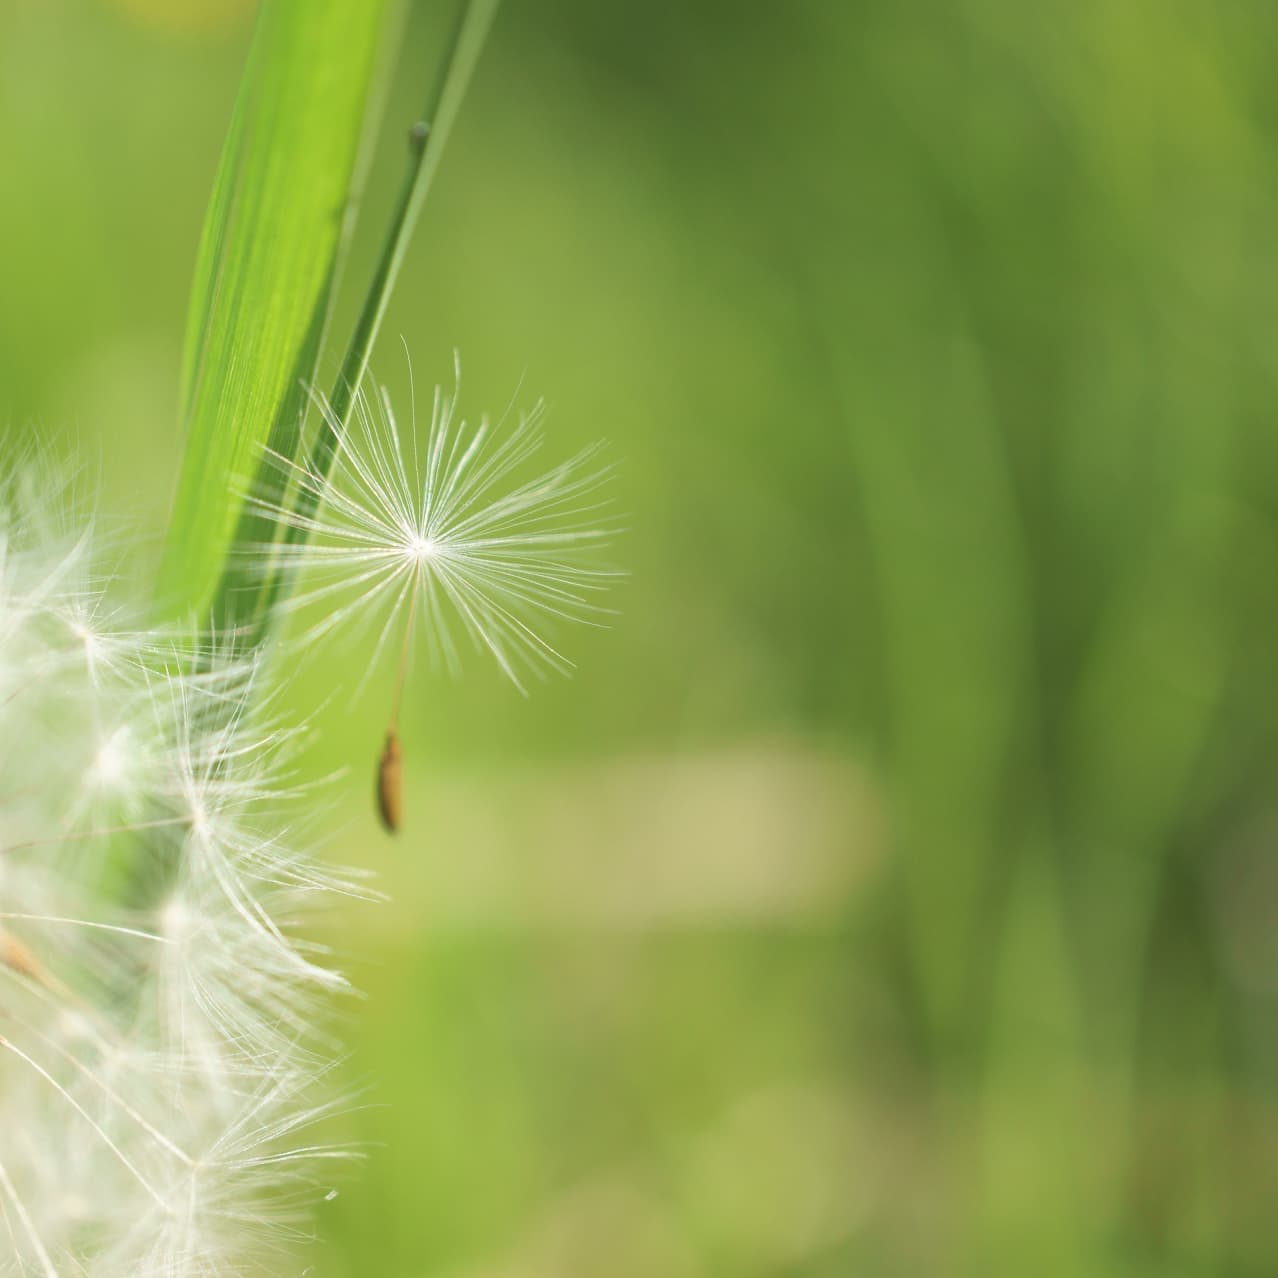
[0,466,360,1276]
[0,365,614,1275]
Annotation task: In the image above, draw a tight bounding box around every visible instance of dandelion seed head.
[0,457,362,1275]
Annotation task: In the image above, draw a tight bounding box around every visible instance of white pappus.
[0,464,366,1277]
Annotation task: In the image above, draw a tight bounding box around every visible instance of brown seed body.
[376,730,402,833]
[0,929,57,991]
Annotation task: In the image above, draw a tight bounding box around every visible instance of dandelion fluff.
[249,356,620,694]
[0,465,359,1276]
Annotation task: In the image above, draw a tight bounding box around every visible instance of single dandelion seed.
[376,568,417,833]
[248,354,621,831]
[376,730,403,834]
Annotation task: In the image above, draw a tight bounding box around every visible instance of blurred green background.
[7,0,1278,1274]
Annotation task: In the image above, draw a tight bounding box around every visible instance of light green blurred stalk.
[157,0,389,624]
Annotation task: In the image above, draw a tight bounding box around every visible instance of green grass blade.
[157,0,390,622]
[250,0,500,638]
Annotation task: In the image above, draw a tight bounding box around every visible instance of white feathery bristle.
[0,465,360,1276]
[249,356,621,692]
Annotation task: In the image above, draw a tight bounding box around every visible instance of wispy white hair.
[0,463,364,1277]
